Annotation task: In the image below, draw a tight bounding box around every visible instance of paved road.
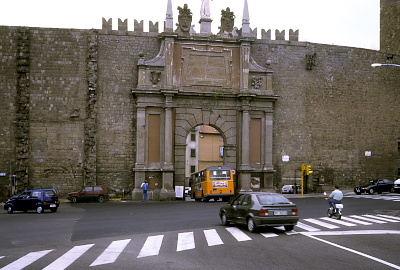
[1,193,399,269]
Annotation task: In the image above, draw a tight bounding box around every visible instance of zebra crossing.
[1,214,399,269]
[345,194,400,201]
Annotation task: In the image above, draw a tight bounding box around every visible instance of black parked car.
[219,192,299,233]
[354,179,395,195]
[3,188,60,214]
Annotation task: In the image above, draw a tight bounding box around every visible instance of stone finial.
[199,0,212,34]
[165,0,173,32]
[241,0,251,35]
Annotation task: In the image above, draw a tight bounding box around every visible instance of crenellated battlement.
[100,17,299,42]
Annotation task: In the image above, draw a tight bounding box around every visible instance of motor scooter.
[324,192,343,220]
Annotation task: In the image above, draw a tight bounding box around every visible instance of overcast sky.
[0,0,380,50]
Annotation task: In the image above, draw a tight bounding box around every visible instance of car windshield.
[257,194,292,205]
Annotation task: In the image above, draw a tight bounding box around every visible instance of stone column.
[132,106,146,200]
[263,111,274,191]
[239,108,252,191]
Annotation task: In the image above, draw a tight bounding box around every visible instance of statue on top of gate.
[176,4,193,34]
[219,7,236,37]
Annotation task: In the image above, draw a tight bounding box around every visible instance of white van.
[394,179,400,193]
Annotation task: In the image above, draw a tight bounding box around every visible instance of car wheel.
[247,217,257,233]
[355,192,361,195]
[71,197,77,203]
[221,213,230,226]
[50,208,58,213]
[36,206,44,214]
[7,206,13,214]
[369,189,375,195]
[284,225,294,231]
[98,196,105,203]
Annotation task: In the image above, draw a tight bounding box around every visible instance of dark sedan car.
[354,179,394,195]
[219,192,299,233]
[4,188,59,214]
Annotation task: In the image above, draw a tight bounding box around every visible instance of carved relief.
[176,4,192,34]
[150,71,161,85]
[219,7,235,37]
[252,76,262,89]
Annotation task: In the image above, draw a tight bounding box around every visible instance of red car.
[67,185,109,203]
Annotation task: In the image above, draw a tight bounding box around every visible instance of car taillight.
[260,209,269,216]
[292,209,298,215]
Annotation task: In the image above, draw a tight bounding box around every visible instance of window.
[191,133,196,141]
[191,149,196,158]
[190,166,196,173]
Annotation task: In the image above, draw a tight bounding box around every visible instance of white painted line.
[260,232,279,238]
[44,244,93,270]
[301,230,400,236]
[341,216,372,225]
[90,239,130,266]
[204,229,224,246]
[320,217,357,226]
[0,249,53,270]
[177,232,195,251]
[225,227,252,242]
[304,233,400,269]
[363,214,400,223]
[137,235,164,258]
[349,215,386,224]
[0,256,4,260]
[377,214,400,221]
[295,222,321,232]
[303,218,340,229]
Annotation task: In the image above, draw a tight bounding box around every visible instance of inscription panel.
[181,47,232,88]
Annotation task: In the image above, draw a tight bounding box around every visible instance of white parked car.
[394,179,400,193]
[281,184,301,194]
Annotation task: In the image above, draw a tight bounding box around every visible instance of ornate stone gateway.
[132,1,277,200]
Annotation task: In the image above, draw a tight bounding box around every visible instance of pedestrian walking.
[141,180,149,202]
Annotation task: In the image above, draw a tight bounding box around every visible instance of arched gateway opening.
[131,3,277,200]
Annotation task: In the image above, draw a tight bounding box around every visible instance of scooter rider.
[325,185,343,209]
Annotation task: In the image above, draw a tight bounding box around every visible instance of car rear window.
[94,186,104,191]
[45,190,56,198]
[257,194,293,205]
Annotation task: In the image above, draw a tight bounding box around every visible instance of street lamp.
[371,63,400,67]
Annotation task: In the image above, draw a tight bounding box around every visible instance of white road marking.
[43,244,94,270]
[363,214,400,223]
[225,227,252,242]
[341,216,372,225]
[304,231,400,270]
[177,232,195,251]
[90,239,130,266]
[260,232,279,238]
[303,218,340,229]
[378,214,400,221]
[0,250,53,270]
[301,230,400,236]
[295,222,321,232]
[320,217,357,226]
[137,235,164,258]
[349,215,386,224]
[204,229,224,246]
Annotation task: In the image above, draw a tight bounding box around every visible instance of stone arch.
[174,107,237,187]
